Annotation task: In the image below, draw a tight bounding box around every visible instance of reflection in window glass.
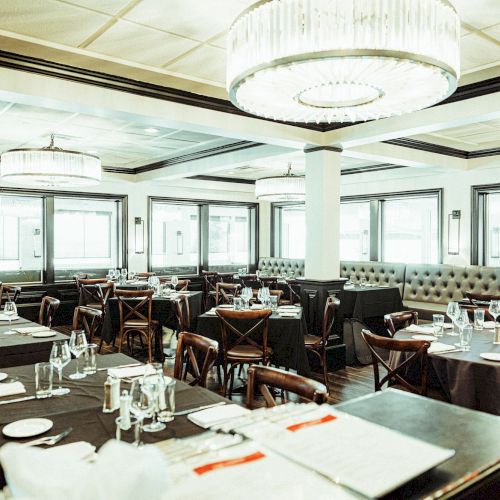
[486,193,500,266]
[0,195,44,283]
[208,206,249,271]
[54,197,121,280]
[382,196,439,264]
[340,202,370,260]
[151,203,199,275]
[280,206,305,259]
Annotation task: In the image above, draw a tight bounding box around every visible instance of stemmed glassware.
[142,373,166,432]
[446,301,460,337]
[454,309,469,348]
[121,268,128,282]
[49,340,71,395]
[129,379,154,446]
[489,300,500,344]
[171,275,179,291]
[241,287,252,309]
[3,301,17,326]
[68,330,88,380]
[258,287,270,306]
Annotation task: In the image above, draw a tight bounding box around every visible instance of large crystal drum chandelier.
[0,135,101,187]
[255,164,305,201]
[227,0,461,123]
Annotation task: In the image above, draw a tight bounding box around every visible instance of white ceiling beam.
[0,66,321,150]
[343,142,468,171]
[467,156,500,171]
[323,92,500,149]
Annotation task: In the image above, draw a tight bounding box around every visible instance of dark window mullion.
[45,195,55,284]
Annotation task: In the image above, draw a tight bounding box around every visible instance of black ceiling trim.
[304,145,343,153]
[341,163,406,175]
[189,175,256,185]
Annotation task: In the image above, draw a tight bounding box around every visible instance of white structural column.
[305,148,342,280]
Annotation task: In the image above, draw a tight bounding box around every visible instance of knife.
[174,401,226,416]
[97,363,141,372]
[0,396,36,405]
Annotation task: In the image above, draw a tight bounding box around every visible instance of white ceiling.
[0,0,498,93]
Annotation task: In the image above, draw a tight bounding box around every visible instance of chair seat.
[304,334,321,346]
[228,345,273,360]
[86,303,102,310]
[124,319,158,328]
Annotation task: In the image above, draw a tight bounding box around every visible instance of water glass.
[142,374,166,432]
[35,362,53,399]
[349,273,356,284]
[115,416,140,445]
[360,277,367,287]
[3,301,17,326]
[270,295,278,311]
[158,377,176,423]
[473,309,485,330]
[83,343,98,374]
[432,314,445,337]
[233,297,243,311]
[50,340,71,396]
[459,325,473,351]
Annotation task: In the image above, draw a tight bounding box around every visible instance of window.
[272,205,305,259]
[208,206,250,270]
[149,198,257,275]
[151,202,199,275]
[472,186,500,265]
[0,195,44,283]
[54,197,122,281]
[340,202,370,260]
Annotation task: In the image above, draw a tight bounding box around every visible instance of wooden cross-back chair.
[246,365,328,409]
[304,296,339,388]
[0,285,22,308]
[76,277,108,290]
[38,296,60,328]
[136,272,156,279]
[174,332,219,388]
[215,282,240,305]
[80,282,114,314]
[259,276,279,289]
[361,329,431,396]
[285,279,302,306]
[216,308,272,398]
[384,311,419,337]
[174,294,191,332]
[202,271,220,309]
[115,289,159,363]
[72,306,103,348]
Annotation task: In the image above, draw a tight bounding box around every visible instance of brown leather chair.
[79,282,114,314]
[246,365,328,409]
[384,311,419,337]
[304,296,339,388]
[72,306,103,347]
[0,285,22,308]
[38,296,60,328]
[115,289,159,363]
[215,282,240,305]
[174,294,191,332]
[174,332,218,388]
[216,308,272,398]
[361,329,431,396]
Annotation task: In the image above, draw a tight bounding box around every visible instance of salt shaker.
[103,375,121,413]
[119,390,131,430]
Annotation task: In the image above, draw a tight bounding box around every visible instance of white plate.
[411,334,438,341]
[2,418,53,438]
[0,373,7,382]
[217,304,233,309]
[31,331,57,338]
[0,315,19,321]
[480,352,500,362]
[279,305,300,309]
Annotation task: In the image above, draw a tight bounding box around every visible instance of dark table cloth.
[196,310,311,376]
[0,318,68,368]
[84,292,203,344]
[392,327,500,415]
[336,389,500,499]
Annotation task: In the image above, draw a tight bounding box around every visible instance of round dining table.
[392,326,500,415]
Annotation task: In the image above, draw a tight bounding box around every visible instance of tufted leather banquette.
[258,257,305,277]
[340,261,406,295]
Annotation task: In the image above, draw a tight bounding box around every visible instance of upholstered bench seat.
[402,300,448,321]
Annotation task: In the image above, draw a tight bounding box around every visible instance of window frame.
[0,187,127,284]
[148,196,259,276]
[272,188,443,264]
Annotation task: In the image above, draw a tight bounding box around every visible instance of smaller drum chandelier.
[0,134,101,187]
[255,163,305,201]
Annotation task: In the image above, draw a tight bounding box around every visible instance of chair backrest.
[202,271,220,291]
[38,296,60,328]
[76,278,108,290]
[174,332,219,388]
[0,285,22,308]
[384,311,419,337]
[136,272,156,279]
[216,308,272,363]
[319,296,339,344]
[460,304,494,321]
[174,294,191,332]
[361,329,430,396]
[72,306,102,342]
[114,289,153,328]
[80,282,114,310]
[246,365,328,409]
[215,282,240,305]
[259,276,278,289]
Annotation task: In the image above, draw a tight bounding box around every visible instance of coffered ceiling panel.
[62,0,133,16]
[460,33,500,72]
[451,0,500,29]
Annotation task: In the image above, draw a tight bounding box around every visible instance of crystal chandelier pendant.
[255,163,305,202]
[0,134,101,187]
[227,0,461,123]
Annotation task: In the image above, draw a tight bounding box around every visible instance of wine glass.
[142,374,166,433]
[454,309,469,347]
[49,340,71,396]
[171,275,179,291]
[446,301,460,337]
[129,379,154,446]
[489,300,500,344]
[121,268,128,280]
[3,301,17,326]
[129,271,136,281]
[68,330,88,380]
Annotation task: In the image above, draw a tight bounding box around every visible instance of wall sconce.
[32,228,42,258]
[176,230,183,255]
[448,210,461,255]
[134,217,144,254]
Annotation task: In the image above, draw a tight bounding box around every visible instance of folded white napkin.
[205,309,217,316]
[45,441,96,462]
[250,304,264,310]
[0,382,26,398]
[405,324,434,334]
[483,321,496,329]
[188,404,250,429]
[107,364,155,379]
[1,330,18,336]
[0,439,168,500]
[14,326,51,334]
[278,312,298,318]
[428,342,458,354]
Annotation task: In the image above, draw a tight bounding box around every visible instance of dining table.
[196,306,311,376]
[0,317,68,368]
[392,325,500,415]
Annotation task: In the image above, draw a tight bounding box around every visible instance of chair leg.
[321,350,329,390]
[222,363,229,397]
[228,365,236,400]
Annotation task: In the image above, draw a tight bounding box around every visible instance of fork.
[23,427,73,447]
